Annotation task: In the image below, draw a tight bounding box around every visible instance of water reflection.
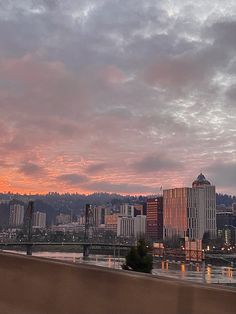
[222,267,233,278]
[3,250,236,287]
[206,266,211,284]
[108,256,112,268]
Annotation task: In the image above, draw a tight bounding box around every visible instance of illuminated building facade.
[163,174,216,240]
[105,214,118,233]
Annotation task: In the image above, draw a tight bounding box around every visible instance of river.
[4,250,236,287]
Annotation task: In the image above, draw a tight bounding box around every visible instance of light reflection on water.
[153,259,236,286]
[4,250,236,287]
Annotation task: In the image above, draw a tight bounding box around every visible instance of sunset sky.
[0,0,235,195]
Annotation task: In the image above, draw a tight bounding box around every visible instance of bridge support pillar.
[26,244,33,256]
[83,244,90,259]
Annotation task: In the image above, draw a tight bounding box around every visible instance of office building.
[133,204,144,216]
[105,214,119,233]
[217,211,233,230]
[120,204,134,217]
[117,216,135,237]
[51,222,84,233]
[146,197,163,242]
[216,210,236,245]
[134,215,146,238]
[56,213,71,225]
[163,173,216,240]
[9,204,25,227]
[32,211,46,228]
[92,206,107,226]
[232,203,236,216]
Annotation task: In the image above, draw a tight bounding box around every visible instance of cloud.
[86,163,108,174]
[85,181,158,194]
[207,161,236,189]
[204,19,236,50]
[18,162,45,176]
[132,154,183,173]
[225,84,236,103]
[57,174,90,185]
[0,0,235,194]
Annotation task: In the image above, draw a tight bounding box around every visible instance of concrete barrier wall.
[0,252,235,314]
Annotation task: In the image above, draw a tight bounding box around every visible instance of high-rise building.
[163,174,216,240]
[78,215,85,225]
[120,204,134,217]
[146,197,163,242]
[133,204,144,216]
[105,214,119,233]
[117,216,135,237]
[134,215,146,238]
[232,203,236,216]
[56,213,71,225]
[32,211,46,228]
[92,206,107,226]
[91,206,99,227]
[216,204,229,213]
[100,207,106,225]
[217,211,233,230]
[9,204,25,227]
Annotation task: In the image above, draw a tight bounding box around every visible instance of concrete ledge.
[0,252,235,314]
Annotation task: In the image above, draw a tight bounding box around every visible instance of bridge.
[2,241,236,267]
[0,252,235,314]
[0,241,133,248]
[4,202,134,257]
[4,202,235,264]
[0,241,133,261]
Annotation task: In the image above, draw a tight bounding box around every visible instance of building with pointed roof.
[163,174,216,241]
[192,173,211,188]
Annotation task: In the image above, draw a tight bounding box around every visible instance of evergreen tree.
[122,239,153,273]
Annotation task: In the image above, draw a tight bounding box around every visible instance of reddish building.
[146,197,163,242]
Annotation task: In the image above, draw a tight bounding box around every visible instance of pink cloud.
[99,65,127,85]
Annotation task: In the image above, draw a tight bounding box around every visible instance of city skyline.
[0,1,236,195]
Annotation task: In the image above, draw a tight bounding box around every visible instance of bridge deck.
[0,242,132,247]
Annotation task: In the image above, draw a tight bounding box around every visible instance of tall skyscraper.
[163,173,216,240]
[9,204,25,227]
[146,197,163,242]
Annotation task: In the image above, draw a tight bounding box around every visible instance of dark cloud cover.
[207,161,236,189]
[18,162,45,176]
[57,174,89,185]
[85,181,158,194]
[86,163,108,174]
[132,154,183,173]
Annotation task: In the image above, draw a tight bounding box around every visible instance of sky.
[0,0,235,195]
